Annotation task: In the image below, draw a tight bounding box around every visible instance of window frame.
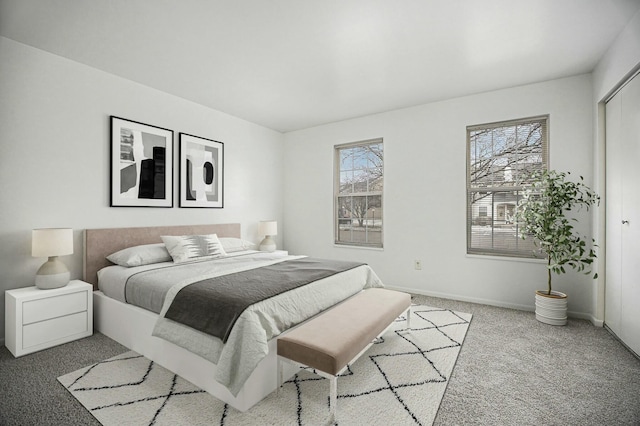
[334,138,384,249]
[466,115,549,258]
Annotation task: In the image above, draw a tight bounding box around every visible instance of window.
[335,139,383,248]
[467,116,548,257]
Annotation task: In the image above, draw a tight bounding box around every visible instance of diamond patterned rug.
[58,305,471,425]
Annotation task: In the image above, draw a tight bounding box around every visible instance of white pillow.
[107,243,172,267]
[219,237,256,253]
[161,233,227,263]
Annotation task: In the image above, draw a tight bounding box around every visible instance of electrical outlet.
[414,260,422,270]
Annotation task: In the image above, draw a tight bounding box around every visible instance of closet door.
[618,74,640,355]
[605,73,640,356]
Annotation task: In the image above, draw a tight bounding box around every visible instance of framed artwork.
[179,133,224,208]
[110,116,174,207]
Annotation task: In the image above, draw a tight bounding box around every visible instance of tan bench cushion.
[277,288,411,376]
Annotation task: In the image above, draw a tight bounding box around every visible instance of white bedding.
[97,251,384,396]
[97,250,271,310]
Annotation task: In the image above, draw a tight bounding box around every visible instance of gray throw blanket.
[164,257,365,343]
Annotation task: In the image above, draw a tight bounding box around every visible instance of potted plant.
[517,170,600,325]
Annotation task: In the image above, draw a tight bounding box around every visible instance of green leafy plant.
[517,170,600,295]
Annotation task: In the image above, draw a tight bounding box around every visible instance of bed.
[84,223,383,412]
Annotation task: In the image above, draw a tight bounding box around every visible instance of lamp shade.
[258,220,277,236]
[32,228,74,257]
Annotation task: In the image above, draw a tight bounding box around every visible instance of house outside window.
[467,116,548,257]
[335,139,383,248]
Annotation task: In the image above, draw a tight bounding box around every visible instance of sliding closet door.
[618,74,640,355]
[605,72,640,356]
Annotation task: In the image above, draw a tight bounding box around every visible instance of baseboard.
[386,284,534,312]
[386,284,602,325]
[0,337,4,347]
[572,313,604,327]
[590,317,604,327]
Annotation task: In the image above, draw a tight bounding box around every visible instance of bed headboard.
[83,223,241,289]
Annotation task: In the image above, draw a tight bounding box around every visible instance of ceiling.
[1,0,639,132]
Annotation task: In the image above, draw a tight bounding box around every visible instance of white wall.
[593,9,640,103]
[284,75,596,318]
[0,37,285,342]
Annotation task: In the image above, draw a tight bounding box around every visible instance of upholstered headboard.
[83,223,241,289]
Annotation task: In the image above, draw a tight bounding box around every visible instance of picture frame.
[179,133,224,208]
[110,116,174,207]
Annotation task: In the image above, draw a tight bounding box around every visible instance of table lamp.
[32,228,73,289]
[258,220,277,252]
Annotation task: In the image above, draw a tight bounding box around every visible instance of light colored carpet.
[58,305,471,425]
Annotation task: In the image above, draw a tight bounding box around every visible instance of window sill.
[333,244,384,252]
[465,253,546,264]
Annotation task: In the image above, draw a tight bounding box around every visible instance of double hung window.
[335,139,383,248]
[467,116,548,257]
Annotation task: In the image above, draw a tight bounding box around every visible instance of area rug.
[58,305,471,425]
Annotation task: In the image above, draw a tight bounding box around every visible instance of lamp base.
[36,271,70,289]
[35,257,70,289]
[259,236,276,252]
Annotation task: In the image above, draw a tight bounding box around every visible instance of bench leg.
[277,357,283,395]
[329,375,337,423]
[406,306,411,330]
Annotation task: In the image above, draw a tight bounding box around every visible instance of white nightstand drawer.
[22,291,87,325]
[22,311,88,349]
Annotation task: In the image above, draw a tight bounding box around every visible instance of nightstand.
[5,280,93,357]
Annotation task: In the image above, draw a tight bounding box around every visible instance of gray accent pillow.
[161,233,227,263]
[107,243,172,267]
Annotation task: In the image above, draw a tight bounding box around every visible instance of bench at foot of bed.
[276,288,411,423]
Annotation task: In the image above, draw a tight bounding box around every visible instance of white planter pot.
[535,290,567,326]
